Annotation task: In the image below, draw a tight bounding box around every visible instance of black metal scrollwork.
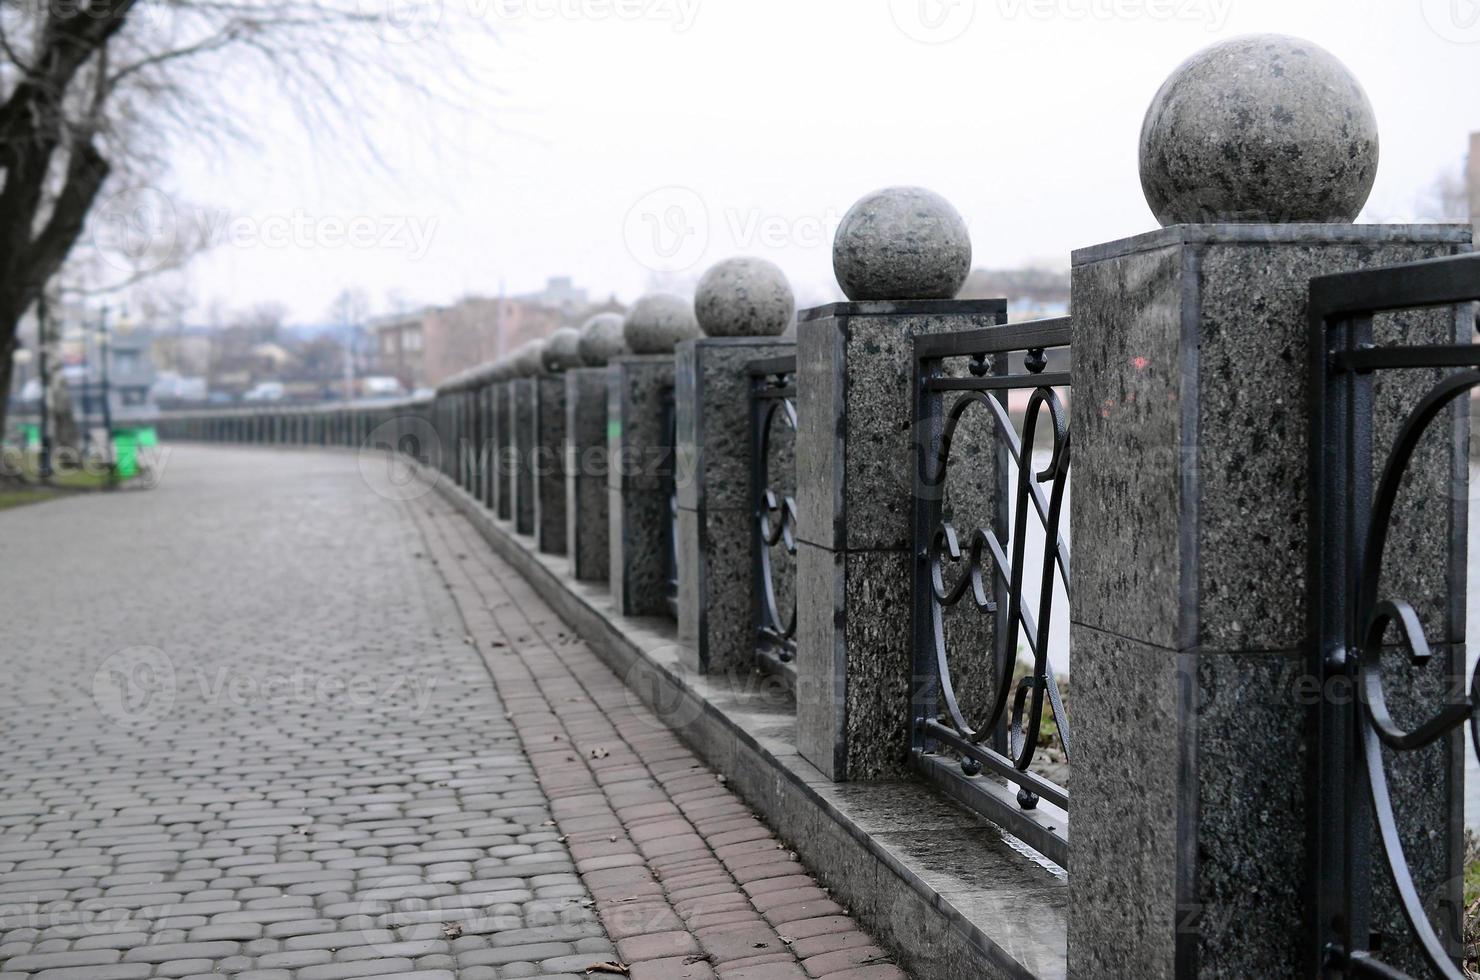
[749,358,798,679]
[911,318,1072,866]
[1310,252,1480,979]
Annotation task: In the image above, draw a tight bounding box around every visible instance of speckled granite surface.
[1066,223,1472,978]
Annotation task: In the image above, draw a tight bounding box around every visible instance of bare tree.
[0,0,484,437]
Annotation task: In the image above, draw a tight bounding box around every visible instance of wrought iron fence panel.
[911,317,1072,868]
[749,355,798,686]
[1309,252,1480,980]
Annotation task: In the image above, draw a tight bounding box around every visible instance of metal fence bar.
[749,354,798,687]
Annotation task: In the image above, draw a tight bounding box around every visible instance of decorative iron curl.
[926,377,1072,783]
[757,394,798,656]
[1345,370,1480,979]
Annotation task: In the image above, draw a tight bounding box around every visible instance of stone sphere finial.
[622,293,703,354]
[1139,34,1379,226]
[832,187,972,302]
[512,339,547,377]
[577,312,629,366]
[542,327,583,373]
[694,258,795,337]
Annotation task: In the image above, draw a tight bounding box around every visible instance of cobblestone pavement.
[0,447,905,980]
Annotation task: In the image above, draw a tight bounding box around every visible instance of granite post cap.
[1139,34,1379,225]
[623,293,703,354]
[694,257,796,337]
[577,312,629,366]
[832,186,972,302]
[542,327,584,373]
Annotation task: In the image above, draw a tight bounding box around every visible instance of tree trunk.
[0,331,13,447]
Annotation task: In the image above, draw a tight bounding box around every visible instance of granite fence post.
[793,187,1001,782]
[608,295,701,617]
[491,379,512,521]
[532,330,585,555]
[608,354,677,616]
[1065,35,1472,978]
[675,257,797,672]
[566,313,628,581]
[507,339,546,537]
[510,377,537,535]
[565,367,612,581]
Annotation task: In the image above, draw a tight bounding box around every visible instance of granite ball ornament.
[832,187,972,302]
[1139,34,1379,225]
[542,328,584,373]
[622,293,703,354]
[577,312,629,366]
[694,257,796,337]
[512,339,547,377]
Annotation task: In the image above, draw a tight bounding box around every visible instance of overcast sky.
[163,0,1480,324]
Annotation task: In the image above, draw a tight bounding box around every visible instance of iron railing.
[1309,252,1480,980]
[911,316,1073,869]
[749,354,798,687]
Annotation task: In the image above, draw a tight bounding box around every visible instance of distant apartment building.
[374,293,568,390]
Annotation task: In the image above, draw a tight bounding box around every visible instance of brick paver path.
[0,446,905,980]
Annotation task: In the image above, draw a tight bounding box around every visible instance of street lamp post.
[97,306,115,484]
[36,292,51,480]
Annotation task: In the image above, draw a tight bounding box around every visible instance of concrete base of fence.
[510,379,536,536]
[534,375,567,555]
[1067,222,1472,979]
[675,337,795,673]
[608,354,675,617]
[565,367,610,582]
[426,458,1068,980]
[794,300,1007,782]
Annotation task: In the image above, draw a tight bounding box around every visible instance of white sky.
[165,0,1480,324]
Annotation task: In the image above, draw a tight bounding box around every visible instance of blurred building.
[374,279,623,390]
[960,267,1071,320]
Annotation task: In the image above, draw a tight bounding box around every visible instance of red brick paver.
[410,500,909,980]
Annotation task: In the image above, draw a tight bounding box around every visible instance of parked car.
[242,381,286,402]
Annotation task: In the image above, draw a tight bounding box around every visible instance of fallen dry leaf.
[442,922,463,939]
[585,963,629,977]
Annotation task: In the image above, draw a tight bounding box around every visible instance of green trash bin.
[111,426,156,479]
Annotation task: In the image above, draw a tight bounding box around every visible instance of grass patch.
[0,487,60,511]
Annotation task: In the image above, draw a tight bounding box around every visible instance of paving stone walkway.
[0,446,905,980]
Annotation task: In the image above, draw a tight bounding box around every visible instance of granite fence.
[154,35,1480,980]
